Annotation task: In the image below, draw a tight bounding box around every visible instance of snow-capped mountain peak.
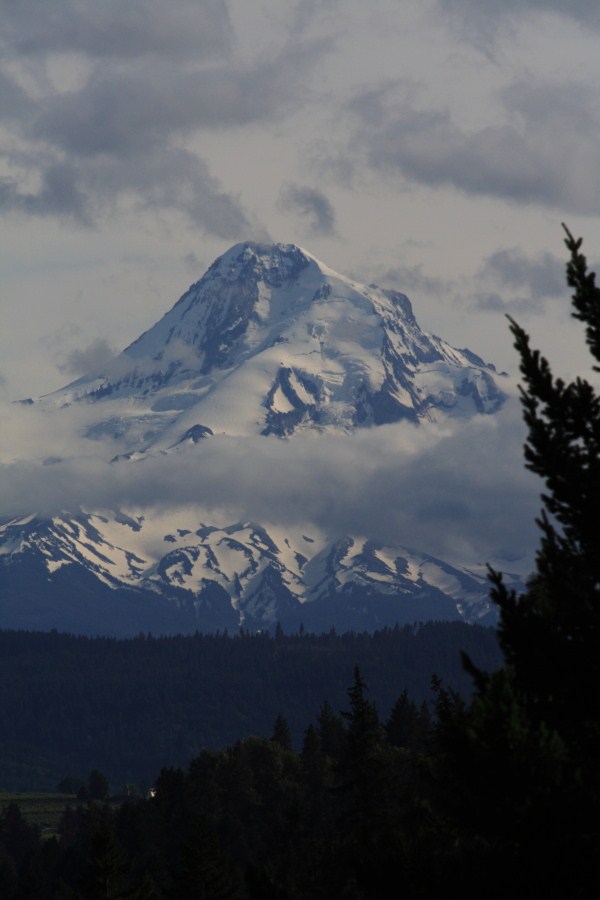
[43,241,506,451]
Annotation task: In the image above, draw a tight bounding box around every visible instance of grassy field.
[0,791,79,837]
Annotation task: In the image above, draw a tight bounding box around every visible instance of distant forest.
[0,622,501,792]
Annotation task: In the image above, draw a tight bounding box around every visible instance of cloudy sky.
[1,0,600,571]
[2,0,600,399]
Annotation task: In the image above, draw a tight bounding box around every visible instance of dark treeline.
[0,621,500,791]
[0,646,596,899]
[0,670,471,899]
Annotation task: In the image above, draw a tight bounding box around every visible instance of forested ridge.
[0,621,500,792]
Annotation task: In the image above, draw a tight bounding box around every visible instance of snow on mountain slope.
[40,242,506,455]
[0,509,505,635]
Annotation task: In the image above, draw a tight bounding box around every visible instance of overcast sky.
[2,0,600,570]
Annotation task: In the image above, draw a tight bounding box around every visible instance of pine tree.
[341,665,382,768]
[88,770,110,802]
[469,227,600,759]
[486,227,600,742]
[316,701,346,763]
[434,228,600,896]
[336,668,406,897]
[270,714,293,751]
[300,724,327,793]
[78,816,131,900]
[174,815,237,900]
[386,689,422,749]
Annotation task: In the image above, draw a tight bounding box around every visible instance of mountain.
[47,241,505,448]
[1,242,515,636]
[0,510,503,636]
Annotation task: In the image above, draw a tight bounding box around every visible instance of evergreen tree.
[88,770,110,802]
[300,724,327,792]
[78,814,131,900]
[174,815,238,900]
[341,666,382,773]
[337,667,402,898]
[385,688,427,750]
[478,226,600,774]
[58,777,85,795]
[316,701,346,763]
[0,841,18,900]
[433,228,600,896]
[487,228,600,740]
[0,802,40,870]
[270,714,293,751]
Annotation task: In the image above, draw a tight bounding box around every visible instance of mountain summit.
[49,241,505,451]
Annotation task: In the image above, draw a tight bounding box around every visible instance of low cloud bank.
[1,398,541,571]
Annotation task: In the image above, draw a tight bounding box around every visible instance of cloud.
[31,50,323,158]
[0,1,329,234]
[0,148,249,235]
[348,80,600,214]
[278,183,337,235]
[0,164,90,224]
[0,397,540,571]
[471,247,566,313]
[376,264,452,298]
[481,248,565,299]
[439,0,600,33]
[1,0,232,60]
[0,72,32,120]
[474,292,536,315]
[58,339,119,377]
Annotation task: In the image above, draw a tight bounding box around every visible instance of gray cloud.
[278,183,337,235]
[118,147,251,237]
[0,148,249,236]
[474,292,538,315]
[439,0,600,31]
[349,80,600,214]
[290,0,345,35]
[0,72,32,120]
[470,246,567,314]
[0,164,90,224]
[0,399,540,570]
[376,264,452,297]
[1,0,232,60]
[32,49,323,159]
[58,339,119,377]
[482,248,565,299]
[0,1,329,235]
